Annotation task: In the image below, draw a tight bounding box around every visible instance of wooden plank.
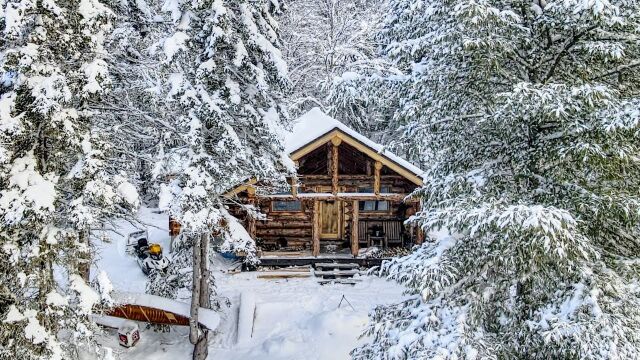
[314,270,361,276]
[351,200,359,257]
[317,278,362,285]
[257,257,386,268]
[312,201,320,257]
[257,273,311,279]
[315,263,359,269]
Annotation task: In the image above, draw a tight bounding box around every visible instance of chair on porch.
[357,220,404,249]
[383,221,403,247]
[367,224,386,248]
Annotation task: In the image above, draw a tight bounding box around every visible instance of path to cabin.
[92,206,408,360]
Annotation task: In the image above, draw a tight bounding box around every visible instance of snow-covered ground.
[92,208,407,359]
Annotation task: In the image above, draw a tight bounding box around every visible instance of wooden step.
[317,278,362,285]
[313,270,361,278]
[314,263,359,270]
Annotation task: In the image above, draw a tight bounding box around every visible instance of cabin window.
[358,187,390,212]
[272,200,302,212]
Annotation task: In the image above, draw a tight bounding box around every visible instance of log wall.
[231,174,419,250]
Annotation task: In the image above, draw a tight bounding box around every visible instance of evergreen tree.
[354,0,640,359]
[0,0,138,358]
[278,0,382,123]
[146,0,292,357]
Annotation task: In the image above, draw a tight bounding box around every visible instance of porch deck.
[257,250,388,268]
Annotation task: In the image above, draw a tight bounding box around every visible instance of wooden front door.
[319,200,342,239]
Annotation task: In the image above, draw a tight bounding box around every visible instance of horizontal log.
[257,228,312,237]
[259,193,408,201]
[258,221,313,228]
[258,235,311,242]
[299,175,408,180]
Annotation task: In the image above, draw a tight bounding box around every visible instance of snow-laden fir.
[0,0,138,358]
[345,0,640,359]
[3,0,640,359]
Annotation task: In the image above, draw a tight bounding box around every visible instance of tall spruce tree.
[0,0,138,358]
[354,0,640,359]
[147,0,292,357]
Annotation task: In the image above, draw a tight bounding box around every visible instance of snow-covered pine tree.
[278,0,382,123]
[146,0,292,357]
[318,0,421,165]
[353,1,640,359]
[98,0,179,198]
[0,0,138,358]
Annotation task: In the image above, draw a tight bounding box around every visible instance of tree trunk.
[189,234,201,345]
[78,228,91,282]
[193,232,211,360]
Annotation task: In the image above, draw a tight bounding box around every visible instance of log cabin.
[225,108,425,263]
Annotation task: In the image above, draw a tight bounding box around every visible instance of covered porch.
[250,191,424,259]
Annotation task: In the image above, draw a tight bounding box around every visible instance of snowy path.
[93,208,407,359]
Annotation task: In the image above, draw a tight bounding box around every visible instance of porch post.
[351,200,359,257]
[416,227,425,245]
[415,201,424,245]
[330,137,341,195]
[290,176,298,198]
[374,161,382,195]
[247,186,257,240]
[312,200,320,256]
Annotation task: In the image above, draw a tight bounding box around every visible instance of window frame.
[358,186,391,213]
[271,199,303,212]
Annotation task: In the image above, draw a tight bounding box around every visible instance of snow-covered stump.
[237,291,256,344]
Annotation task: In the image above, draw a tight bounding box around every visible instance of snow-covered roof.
[285,108,424,179]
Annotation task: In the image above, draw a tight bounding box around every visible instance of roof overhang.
[290,128,423,186]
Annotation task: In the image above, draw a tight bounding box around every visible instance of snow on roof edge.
[285,108,424,180]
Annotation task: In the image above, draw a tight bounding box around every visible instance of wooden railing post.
[312,200,320,256]
[290,176,298,198]
[351,201,359,257]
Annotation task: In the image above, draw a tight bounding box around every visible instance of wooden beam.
[290,177,298,197]
[312,201,320,257]
[259,193,407,201]
[351,201,359,257]
[331,138,340,195]
[290,129,423,186]
[374,161,383,195]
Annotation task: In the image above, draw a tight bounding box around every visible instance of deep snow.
[92,207,407,359]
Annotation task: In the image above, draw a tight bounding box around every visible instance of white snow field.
[91,208,407,359]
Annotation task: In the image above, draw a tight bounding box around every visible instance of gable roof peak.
[285,108,424,183]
